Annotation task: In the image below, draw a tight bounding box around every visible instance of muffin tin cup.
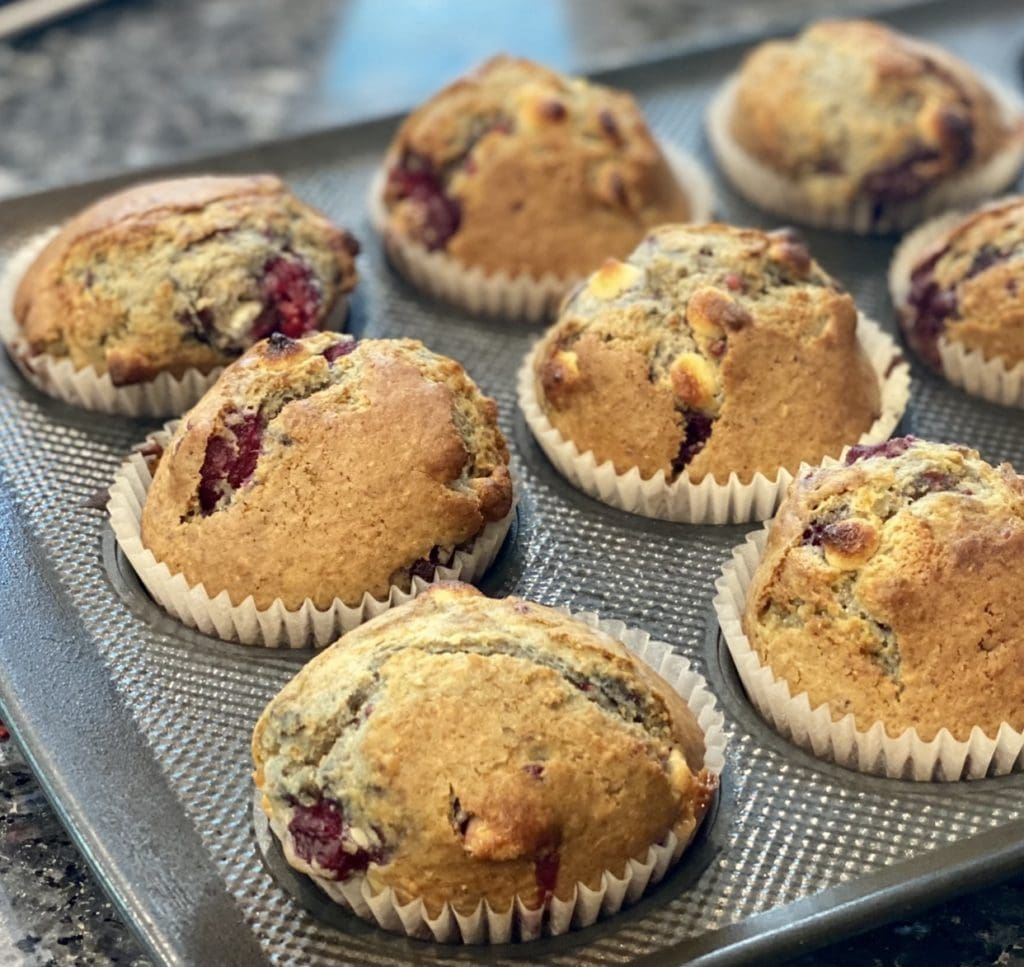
[714,525,1024,781]
[262,610,727,944]
[706,72,1024,235]
[0,227,351,418]
[107,424,518,648]
[367,140,715,322]
[516,315,910,524]
[889,200,1024,407]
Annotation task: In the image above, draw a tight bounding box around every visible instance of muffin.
[252,583,720,941]
[708,20,1024,233]
[892,196,1024,405]
[129,332,512,643]
[374,55,707,318]
[529,224,889,491]
[7,175,358,410]
[741,437,1024,751]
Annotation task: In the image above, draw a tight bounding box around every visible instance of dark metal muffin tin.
[0,1,1022,963]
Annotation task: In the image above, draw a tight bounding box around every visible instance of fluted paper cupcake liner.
[263,611,727,943]
[107,424,517,648]
[706,72,1024,235]
[517,315,910,524]
[714,525,1024,781]
[889,201,1024,407]
[368,140,715,322]
[0,228,349,417]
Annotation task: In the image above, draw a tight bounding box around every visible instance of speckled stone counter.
[0,1,1021,965]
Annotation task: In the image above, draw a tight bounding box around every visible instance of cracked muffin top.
[900,196,1024,370]
[533,223,881,484]
[728,21,1018,217]
[141,333,512,610]
[14,175,359,385]
[742,437,1024,740]
[252,583,717,917]
[380,54,691,278]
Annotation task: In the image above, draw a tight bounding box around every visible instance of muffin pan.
[0,0,1022,964]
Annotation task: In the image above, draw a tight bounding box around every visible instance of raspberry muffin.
[530,224,887,488]
[9,175,358,400]
[708,21,1024,232]
[252,583,719,941]
[138,332,512,622]
[892,196,1024,404]
[742,437,1024,746]
[375,55,706,317]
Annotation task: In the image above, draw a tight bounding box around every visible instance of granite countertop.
[0,1,1022,964]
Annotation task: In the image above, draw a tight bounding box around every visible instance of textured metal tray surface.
[0,1,1023,965]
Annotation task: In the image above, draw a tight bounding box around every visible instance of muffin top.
[742,437,1024,740]
[729,20,1017,213]
[900,196,1024,369]
[141,332,512,610]
[252,583,717,917]
[381,54,690,278]
[533,223,881,484]
[14,175,359,385]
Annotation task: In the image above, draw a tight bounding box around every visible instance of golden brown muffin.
[723,20,1021,226]
[252,583,717,923]
[533,223,881,484]
[742,437,1024,740]
[899,196,1024,370]
[13,175,359,385]
[380,54,690,278]
[141,332,512,609]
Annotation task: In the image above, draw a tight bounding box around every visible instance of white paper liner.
[0,228,350,417]
[266,611,727,943]
[517,315,910,524]
[107,424,517,648]
[706,71,1024,235]
[368,140,715,322]
[889,200,1024,407]
[715,525,1024,781]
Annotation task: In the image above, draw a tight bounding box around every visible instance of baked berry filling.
[407,545,457,583]
[845,436,916,465]
[534,850,560,900]
[861,146,944,213]
[250,255,323,342]
[322,338,358,363]
[905,253,957,368]
[288,799,384,880]
[905,244,1016,368]
[197,412,265,515]
[859,87,973,220]
[386,151,462,251]
[672,412,715,476]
